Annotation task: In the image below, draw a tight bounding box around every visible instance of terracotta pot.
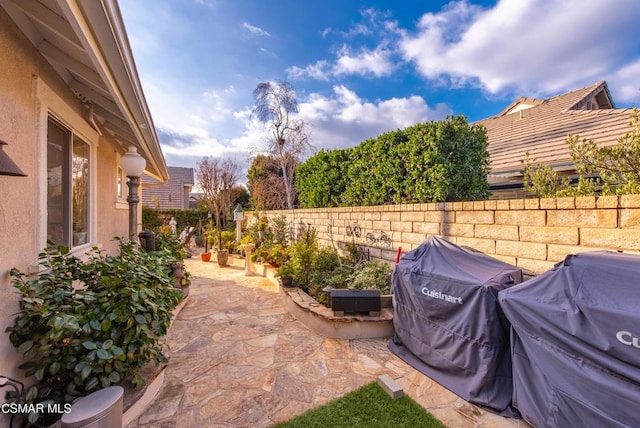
[200,252,212,262]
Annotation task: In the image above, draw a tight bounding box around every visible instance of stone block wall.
[252,195,640,275]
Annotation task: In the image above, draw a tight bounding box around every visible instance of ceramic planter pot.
[216,249,229,267]
[280,276,294,288]
[200,252,212,262]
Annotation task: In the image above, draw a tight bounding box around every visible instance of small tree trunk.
[281,162,293,210]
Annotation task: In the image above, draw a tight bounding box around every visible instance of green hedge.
[296,115,490,207]
[142,207,209,233]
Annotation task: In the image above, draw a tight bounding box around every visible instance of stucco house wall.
[0,6,131,392]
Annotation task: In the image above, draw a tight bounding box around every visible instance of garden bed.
[276,278,394,339]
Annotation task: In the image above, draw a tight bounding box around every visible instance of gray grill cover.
[389,236,522,416]
[499,251,640,428]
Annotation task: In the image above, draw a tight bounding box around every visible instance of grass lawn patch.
[273,381,446,428]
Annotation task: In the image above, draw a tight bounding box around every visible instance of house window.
[47,117,90,247]
[117,166,125,199]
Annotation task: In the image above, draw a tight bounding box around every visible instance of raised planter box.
[262,265,393,339]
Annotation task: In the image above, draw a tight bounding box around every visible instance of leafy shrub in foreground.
[6,239,183,413]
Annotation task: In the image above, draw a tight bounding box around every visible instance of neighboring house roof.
[476,81,634,182]
[142,166,194,210]
[189,193,204,209]
[0,0,168,181]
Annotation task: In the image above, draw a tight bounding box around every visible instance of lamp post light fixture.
[119,146,146,240]
[0,140,27,176]
[233,204,244,243]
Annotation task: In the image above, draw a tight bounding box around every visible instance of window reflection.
[47,119,70,246]
[47,117,90,248]
[72,137,89,246]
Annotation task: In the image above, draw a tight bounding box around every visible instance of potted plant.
[276,261,297,288]
[200,224,215,262]
[286,228,318,290]
[268,243,287,267]
[257,216,268,240]
[215,231,235,267]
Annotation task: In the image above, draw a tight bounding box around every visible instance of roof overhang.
[0,0,168,182]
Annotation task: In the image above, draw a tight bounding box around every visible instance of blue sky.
[119,0,640,175]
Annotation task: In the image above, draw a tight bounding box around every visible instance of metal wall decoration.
[346,222,361,237]
[365,230,392,247]
[291,220,312,243]
[355,246,370,263]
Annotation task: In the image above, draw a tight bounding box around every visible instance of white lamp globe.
[120,146,146,177]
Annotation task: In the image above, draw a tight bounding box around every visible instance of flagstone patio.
[124,256,530,427]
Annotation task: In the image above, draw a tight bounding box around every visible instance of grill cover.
[499,251,640,427]
[389,236,522,416]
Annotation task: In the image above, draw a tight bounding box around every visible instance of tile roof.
[142,166,194,210]
[475,81,634,179]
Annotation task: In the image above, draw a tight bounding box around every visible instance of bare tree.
[195,156,240,247]
[252,80,310,209]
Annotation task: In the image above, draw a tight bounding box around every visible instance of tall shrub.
[295,115,490,207]
[296,149,351,208]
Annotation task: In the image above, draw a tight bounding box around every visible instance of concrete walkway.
[126,257,529,427]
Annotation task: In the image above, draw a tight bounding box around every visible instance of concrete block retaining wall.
[251,195,640,275]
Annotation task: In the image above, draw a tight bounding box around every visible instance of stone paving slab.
[126,256,530,427]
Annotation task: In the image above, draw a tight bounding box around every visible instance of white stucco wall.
[0,7,131,410]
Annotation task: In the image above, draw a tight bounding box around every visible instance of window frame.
[34,77,99,254]
[46,117,93,249]
[115,160,129,210]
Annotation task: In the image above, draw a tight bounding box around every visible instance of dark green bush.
[6,240,183,423]
[296,115,490,207]
[153,231,191,287]
[142,207,208,232]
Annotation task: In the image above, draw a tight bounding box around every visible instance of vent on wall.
[72,88,90,103]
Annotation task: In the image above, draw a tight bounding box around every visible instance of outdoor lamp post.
[233,204,244,243]
[119,146,146,240]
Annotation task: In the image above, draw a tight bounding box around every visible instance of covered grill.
[389,236,522,416]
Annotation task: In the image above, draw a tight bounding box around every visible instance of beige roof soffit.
[56,0,168,183]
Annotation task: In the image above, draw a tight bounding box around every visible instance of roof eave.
[57,0,168,183]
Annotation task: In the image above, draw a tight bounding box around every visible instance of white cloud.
[399,0,640,96]
[143,81,237,132]
[287,61,331,81]
[290,6,399,81]
[288,44,395,80]
[259,47,277,57]
[242,22,271,37]
[334,44,395,77]
[297,85,452,150]
[607,60,640,104]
